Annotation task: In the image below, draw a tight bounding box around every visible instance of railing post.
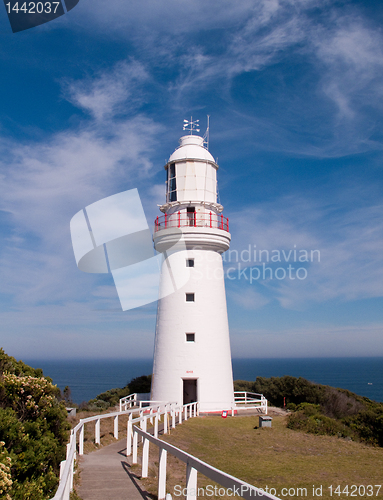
[227,217,229,232]
[210,211,212,228]
[150,407,154,425]
[72,430,77,463]
[194,212,196,227]
[95,419,100,445]
[158,447,167,500]
[141,415,147,443]
[197,403,200,417]
[127,417,132,456]
[59,460,66,481]
[184,405,188,421]
[178,211,181,228]
[155,412,159,438]
[114,415,118,439]
[59,460,70,500]
[186,463,197,500]
[164,409,168,434]
[172,408,176,428]
[70,454,74,491]
[133,428,138,464]
[221,214,223,229]
[79,423,84,455]
[165,213,167,228]
[179,407,182,424]
[142,435,149,478]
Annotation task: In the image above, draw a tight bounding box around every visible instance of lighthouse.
[150,120,234,412]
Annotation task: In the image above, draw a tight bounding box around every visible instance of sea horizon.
[24,356,383,405]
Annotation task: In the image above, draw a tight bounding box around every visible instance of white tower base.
[151,227,234,412]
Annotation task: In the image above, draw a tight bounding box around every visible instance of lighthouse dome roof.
[168,135,216,164]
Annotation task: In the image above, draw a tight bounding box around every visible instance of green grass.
[154,415,383,500]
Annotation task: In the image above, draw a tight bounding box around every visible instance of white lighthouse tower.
[151,120,234,412]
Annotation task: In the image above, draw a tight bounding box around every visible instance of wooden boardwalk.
[77,439,147,500]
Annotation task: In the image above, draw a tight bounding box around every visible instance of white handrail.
[50,407,144,500]
[119,393,138,411]
[50,402,187,500]
[234,392,268,414]
[50,395,269,500]
[132,423,281,500]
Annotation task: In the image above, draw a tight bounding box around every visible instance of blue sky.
[0,0,382,360]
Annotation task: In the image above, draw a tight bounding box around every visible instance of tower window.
[186,293,195,302]
[186,259,194,268]
[186,333,195,342]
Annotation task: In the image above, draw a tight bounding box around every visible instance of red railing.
[154,212,229,232]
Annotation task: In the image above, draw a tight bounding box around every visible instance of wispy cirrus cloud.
[58,0,383,159]
[228,186,383,309]
[64,60,149,121]
[0,59,162,309]
[312,18,383,121]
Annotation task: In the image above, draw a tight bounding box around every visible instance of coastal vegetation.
[84,374,383,447]
[235,375,383,446]
[83,374,152,410]
[0,349,69,499]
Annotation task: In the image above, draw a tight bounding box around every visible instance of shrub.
[86,374,152,410]
[0,441,12,500]
[0,350,69,499]
[234,375,383,446]
[128,375,152,394]
[287,403,352,438]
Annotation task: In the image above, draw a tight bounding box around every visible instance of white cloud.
[231,323,383,357]
[0,302,157,359]
[228,189,383,309]
[228,287,270,310]
[313,19,383,119]
[0,64,162,310]
[64,60,149,120]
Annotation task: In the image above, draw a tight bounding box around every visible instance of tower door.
[187,207,195,226]
[183,379,197,405]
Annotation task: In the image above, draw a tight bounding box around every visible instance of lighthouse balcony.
[154,212,229,233]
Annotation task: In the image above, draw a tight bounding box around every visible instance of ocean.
[24,357,383,405]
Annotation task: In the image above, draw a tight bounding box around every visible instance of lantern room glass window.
[167,163,177,202]
[186,333,195,342]
[186,293,195,302]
